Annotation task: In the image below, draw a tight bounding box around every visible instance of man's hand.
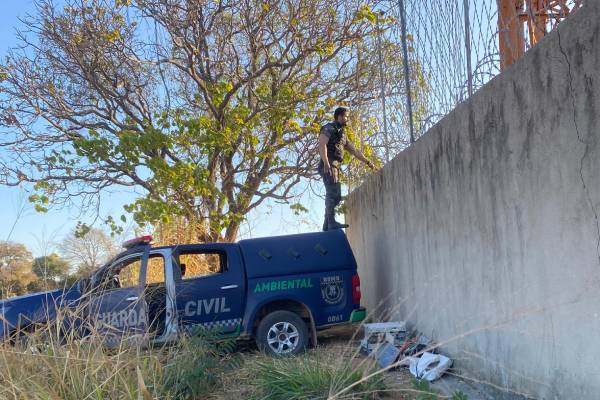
[323,162,332,177]
[324,163,340,183]
[345,141,377,172]
[318,133,336,181]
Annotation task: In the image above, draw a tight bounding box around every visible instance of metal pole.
[376,13,390,162]
[463,0,473,97]
[398,0,415,144]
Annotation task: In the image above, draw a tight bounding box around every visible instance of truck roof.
[99,231,357,279]
[238,230,357,279]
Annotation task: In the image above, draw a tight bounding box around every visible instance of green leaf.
[290,203,309,216]
[74,222,91,238]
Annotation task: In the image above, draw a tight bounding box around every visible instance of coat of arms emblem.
[320,275,344,304]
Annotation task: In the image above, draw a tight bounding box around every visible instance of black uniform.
[318,121,347,230]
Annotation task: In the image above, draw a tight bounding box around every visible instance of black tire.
[255,310,309,356]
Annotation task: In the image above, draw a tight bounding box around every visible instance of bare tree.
[0,0,413,241]
[58,228,118,277]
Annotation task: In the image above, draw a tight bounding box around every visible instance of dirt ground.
[210,324,426,400]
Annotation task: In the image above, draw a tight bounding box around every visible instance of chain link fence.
[357,0,584,166]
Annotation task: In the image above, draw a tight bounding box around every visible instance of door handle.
[220,285,238,290]
[126,296,139,301]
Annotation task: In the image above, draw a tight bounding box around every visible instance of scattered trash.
[409,351,453,382]
[374,341,401,368]
[400,333,432,356]
[360,321,407,353]
[359,321,453,381]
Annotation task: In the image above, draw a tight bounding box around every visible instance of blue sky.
[0,1,326,256]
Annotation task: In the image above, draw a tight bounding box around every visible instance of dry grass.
[0,306,237,400]
[0,307,449,400]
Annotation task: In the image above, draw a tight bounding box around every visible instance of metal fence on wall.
[365,0,584,164]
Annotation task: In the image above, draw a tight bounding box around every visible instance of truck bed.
[238,230,357,279]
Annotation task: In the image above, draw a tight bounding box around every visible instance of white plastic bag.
[409,352,452,381]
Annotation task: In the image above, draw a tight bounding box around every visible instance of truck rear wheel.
[256,310,309,356]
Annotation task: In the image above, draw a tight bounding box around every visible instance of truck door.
[88,247,150,346]
[143,248,178,341]
[174,244,244,335]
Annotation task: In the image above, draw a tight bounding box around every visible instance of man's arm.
[345,141,376,170]
[318,133,333,177]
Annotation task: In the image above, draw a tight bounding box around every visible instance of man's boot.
[328,219,349,230]
[323,185,348,230]
[323,214,349,231]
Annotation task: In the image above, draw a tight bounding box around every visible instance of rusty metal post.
[527,0,548,45]
[499,0,582,69]
[498,0,526,69]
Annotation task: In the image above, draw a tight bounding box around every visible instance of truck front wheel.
[256,310,309,356]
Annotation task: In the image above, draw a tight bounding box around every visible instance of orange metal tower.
[498,0,583,69]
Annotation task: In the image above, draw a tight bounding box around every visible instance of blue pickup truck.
[0,230,366,355]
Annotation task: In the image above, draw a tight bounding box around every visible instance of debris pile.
[359,321,453,382]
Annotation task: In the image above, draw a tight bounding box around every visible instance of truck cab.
[84,237,246,345]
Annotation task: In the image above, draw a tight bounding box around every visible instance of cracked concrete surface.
[557,26,600,268]
[346,2,600,399]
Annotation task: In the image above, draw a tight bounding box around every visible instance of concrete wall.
[346,3,600,399]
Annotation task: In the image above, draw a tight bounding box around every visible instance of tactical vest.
[323,122,346,162]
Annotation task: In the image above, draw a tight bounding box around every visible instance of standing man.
[318,107,376,231]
